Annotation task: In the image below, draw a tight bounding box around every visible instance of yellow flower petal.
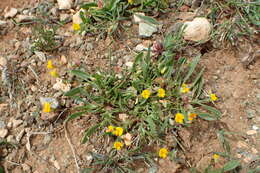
[50,69,58,77]
[213,154,220,162]
[106,125,114,133]
[180,84,190,93]
[73,23,80,31]
[47,60,54,69]
[128,0,134,4]
[188,113,197,121]
[210,94,218,101]
[157,88,166,98]
[159,148,168,158]
[114,141,123,150]
[175,113,184,124]
[141,89,151,99]
[43,102,51,113]
[112,127,124,136]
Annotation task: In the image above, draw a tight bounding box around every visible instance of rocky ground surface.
[0,0,259,173]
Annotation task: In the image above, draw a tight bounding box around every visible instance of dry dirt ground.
[0,0,259,173]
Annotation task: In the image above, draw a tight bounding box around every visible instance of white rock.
[7,122,12,128]
[40,97,59,109]
[0,20,8,27]
[60,13,71,22]
[7,135,16,143]
[0,56,7,70]
[16,15,36,23]
[16,129,25,142]
[133,12,145,23]
[139,22,158,38]
[34,51,46,62]
[183,17,212,42]
[21,163,31,172]
[53,160,61,170]
[135,44,148,52]
[53,78,71,92]
[12,119,23,128]
[125,62,133,69]
[252,125,259,130]
[73,9,84,25]
[246,130,257,135]
[0,128,8,138]
[57,0,73,10]
[4,8,18,18]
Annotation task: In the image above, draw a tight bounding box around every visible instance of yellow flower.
[112,127,123,136]
[114,141,123,150]
[213,154,220,162]
[188,113,198,121]
[47,60,54,69]
[210,93,218,101]
[50,69,58,77]
[106,125,114,133]
[43,102,51,113]
[175,113,184,124]
[180,84,190,93]
[157,88,166,98]
[73,23,80,31]
[141,89,151,99]
[128,0,134,4]
[159,148,168,158]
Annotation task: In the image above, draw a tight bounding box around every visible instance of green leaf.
[198,103,222,118]
[80,2,98,10]
[183,55,201,83]
[82,124,100,143]
[191,68,204,88]
[131,52,143,73]
[65,111,86,122]
[64,87,82,97]
[0,167,4,173]
[81,168,95,173]
[198,113,218,121]
[223,160,240,171]
[135,15,159,25]
[71,70,91,81]
[145,116,157,136]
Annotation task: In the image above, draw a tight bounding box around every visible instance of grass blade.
[183,55,201,83]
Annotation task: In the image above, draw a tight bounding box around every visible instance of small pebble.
[246,130,257,135]
[0,128,8,138]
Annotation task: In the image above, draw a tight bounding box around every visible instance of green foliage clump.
[65,32,222,171]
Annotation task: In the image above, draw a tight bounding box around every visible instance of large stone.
[57,0,73,10]
[4,8,18,18]
[183,17,211,42]
[139,22,158,38]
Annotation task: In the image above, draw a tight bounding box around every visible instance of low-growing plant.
[208,0,259,46]
[31,23,59,52]
[190,130,241,173]
[76,0,169,37]
[64,32,221,171]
